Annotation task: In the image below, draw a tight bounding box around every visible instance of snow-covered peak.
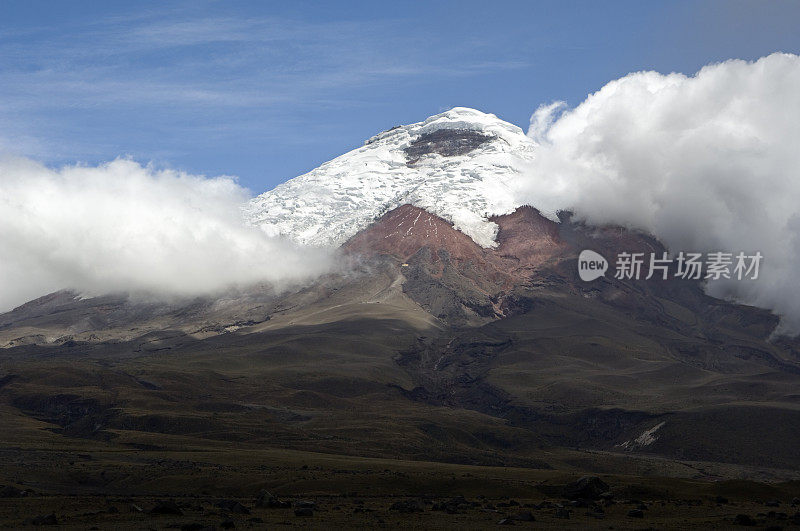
[246,107,537,248]
[364,107,531,150]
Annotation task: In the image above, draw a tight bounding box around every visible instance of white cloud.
[0,157,334,311]
[519,52,800,333]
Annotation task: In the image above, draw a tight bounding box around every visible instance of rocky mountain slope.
[2,199,797,471]
[1,107,800,507]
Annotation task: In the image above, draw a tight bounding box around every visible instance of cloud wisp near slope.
[520,53,800,333]
[0,157,334,311]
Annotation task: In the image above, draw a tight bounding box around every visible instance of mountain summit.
[4,106,800,507]
[246,107,537,248]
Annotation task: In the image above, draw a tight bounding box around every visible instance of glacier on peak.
[246,107,538,248]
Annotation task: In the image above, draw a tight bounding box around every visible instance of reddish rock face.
[343,204,565,286]
[342,204,572,323]
[490,205,565,277]
[342,203,773,330]
[344,204,485,265]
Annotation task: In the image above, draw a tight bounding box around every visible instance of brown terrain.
[1,203,799,528]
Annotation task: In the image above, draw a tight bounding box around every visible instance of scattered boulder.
[27,513,58,525]
[497,499,520,508]
[513,511,535,522]
[149,500,183,515]
[256,491,292,509]
[0,485,28,498]
[389,499,425,513]
[554,508,570,519]
[764,510,787,520]
[255,490,291,509]
[294,500,316,509]
[497,517,515,525]
[215,500,250,515]
[562,476,610,501]
[627,509,645,518]
[582,503,605,517]
[220,519,235,529]
[294,507,314,517]
[432,496,470,514]
[734,514,757,526]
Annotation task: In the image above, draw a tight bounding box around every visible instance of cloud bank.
[520,52,800,333]
[3,52,799,335]
[0,157,334,311]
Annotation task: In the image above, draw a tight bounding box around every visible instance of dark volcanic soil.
[404,128,495,164]
[1,204,799,528]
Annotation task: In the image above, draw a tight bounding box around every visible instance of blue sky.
[1,0,799,193]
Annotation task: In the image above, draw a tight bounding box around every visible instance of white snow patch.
[246,107,537,248]
[618,421,666,450]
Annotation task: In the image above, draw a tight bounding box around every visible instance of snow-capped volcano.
[246,107,536,248]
